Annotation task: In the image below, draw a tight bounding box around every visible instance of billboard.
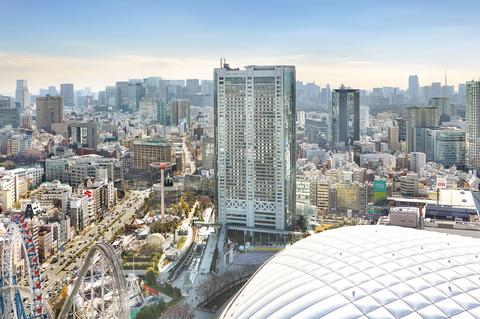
[373,179,387,203]
[436,177,447,190]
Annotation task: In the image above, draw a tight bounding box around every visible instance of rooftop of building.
[221,225,480,319]
[132,138,171,147]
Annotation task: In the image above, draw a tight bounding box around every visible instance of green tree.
[145,267,158,286]
[180,196,189,217]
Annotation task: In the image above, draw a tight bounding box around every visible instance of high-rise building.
[466,80,480,171]
[105,86,117,109]
[214,64,296,231]
[67,122,98,149]
[388,126,400,151]
[15,79,29,112]
[128,79,145,110]
[430,97,452,123]
[359,105,369,134]
[132,138,174,170]
[170,99,191,128]
[36,95,64,133]
[431,82,442,98]
[115,81,129,111]
[156,100,168,125]
[410,152,426,177]
[48,85,58,96]
[60,83,75,106]
[186,79,201,95]
[435,128,466,169]
[20,110,33,129]
[395,118,407,142]
[406,106,439,153]
[408,75,419,101]
[139,98,157,121]
[305,118,328,148]
[0,95,14,109]
[0,96,19,128]
[201,80,214,95]
[330,86,360,147]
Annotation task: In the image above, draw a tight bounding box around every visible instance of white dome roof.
[221,225,480,319]
[146,233,165,248]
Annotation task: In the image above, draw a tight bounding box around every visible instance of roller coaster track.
[1,215,140,319]
[58,242,128,319]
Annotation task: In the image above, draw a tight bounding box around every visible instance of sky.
[1,0,480,94]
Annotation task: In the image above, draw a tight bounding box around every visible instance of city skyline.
[2,0,480,94]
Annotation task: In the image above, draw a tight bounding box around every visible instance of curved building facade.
[221,225,480,319]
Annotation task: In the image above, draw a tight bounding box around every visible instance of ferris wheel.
[0,214,48,319]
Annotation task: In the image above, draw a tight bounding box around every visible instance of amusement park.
[0,156,219,319]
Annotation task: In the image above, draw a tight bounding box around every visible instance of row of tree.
[197,266,257,302]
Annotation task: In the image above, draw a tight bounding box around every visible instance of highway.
[42,188,151,299]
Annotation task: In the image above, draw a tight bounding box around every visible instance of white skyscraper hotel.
[466,80,480,172]
[214,64,296,235]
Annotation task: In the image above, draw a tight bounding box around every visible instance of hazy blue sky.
[1,0,480,94]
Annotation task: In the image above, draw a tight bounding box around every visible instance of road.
[42,188,151,299]
[182,137,196,174]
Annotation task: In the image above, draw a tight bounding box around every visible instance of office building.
[406,106,439,153]
[127,79,145,110]
[304,118,328,147]
[67,122,98,149]
[466,80,480,171]
[1,166,44,188]
[139,98,157,121]
[186,79,201,94]
[48,85,58,96]
[310,179,330,212]
[170,99,191,128]
[31,180,72,210]
[431,82,442,98]
[68,194,93,232]
[36,95,64,133]
[430,97,452,123]
[214,64,296,231]
[7,134,31,156]
[0,174,19,209]
[21,110,32,129]
[15,79,29,112]
[359,105,369,134]
[399,173,419,196]
[45,154,120,188]
[335,182,368,214]
[0,95,14,109]
[105,86,117,109]
[201,136,214,170]
[115,81,129,111]
[77,177,116,220]
[387,126,399,151]
[435,128,466,169]
[394,118,407,142]
[410,152,426,177]
[330,86,360,147]
[132,138,174,170]
[408,75,419,101]
[60,83,74,106]
[0,96,19,128]
[156,100,168,125]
